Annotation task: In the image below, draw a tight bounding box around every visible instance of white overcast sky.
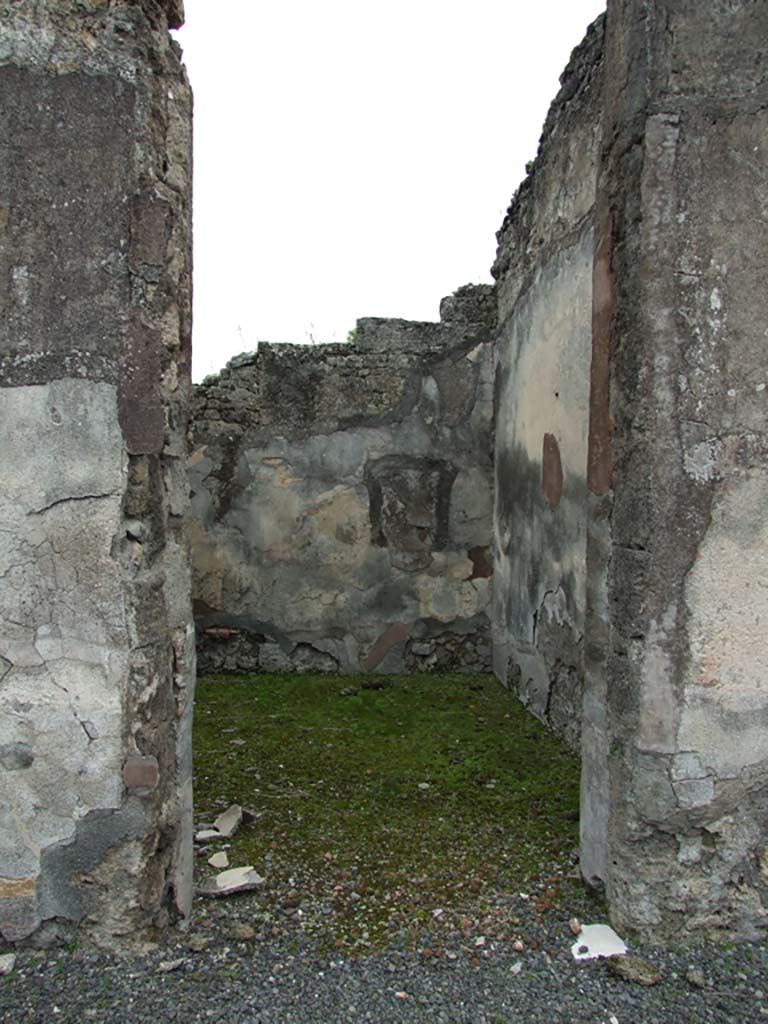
[176,0,606,381]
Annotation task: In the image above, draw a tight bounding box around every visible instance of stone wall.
[2,0,766,951]
[189,285,495,676]
[0,0,195,949]
[491,18,604,749]
[492,0,768,940]
[580,0,768,942]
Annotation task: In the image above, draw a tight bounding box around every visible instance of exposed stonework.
[189,285,496,676]
[491,16,604,751]
[491,0,768,941]
[0,0,194,949]
[579,0,768,942]
[1,0,766,952]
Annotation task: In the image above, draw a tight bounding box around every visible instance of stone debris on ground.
[208,851,230,869]
[213,804,244,838]
[0,777,761,1020]
[1,896,764,1024]
[687,967,707,989]
[571,923,628,960]
[195,829,221,842]
[361,679,393,691]
[606,955,662,986]
[156,958,185,974]
[0,952,16,975]
[198,866,266,897]
[195,804,254,847]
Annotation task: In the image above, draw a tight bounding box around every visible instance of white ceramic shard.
[571,923,628,960]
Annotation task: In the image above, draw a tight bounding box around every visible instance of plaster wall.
[581,0,768,940]
[189,287,496,676]
[1,0,766,951]
[491,19,603,748]
[0,0,194,949]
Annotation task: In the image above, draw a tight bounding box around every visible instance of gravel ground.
[3,676,765,1022]
[2,890,766,1024]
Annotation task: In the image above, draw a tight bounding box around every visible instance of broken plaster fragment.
[570,923,627,960]
[194,829,220,842]
[213,804,243,838]
[198,866,265,898]
[208,851,229,869]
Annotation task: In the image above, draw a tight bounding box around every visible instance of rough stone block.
[122,756,160,791]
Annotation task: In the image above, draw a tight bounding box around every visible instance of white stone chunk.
[570,923,628,960]
[213,804,243,838]
[194,829,221,842]
[198,866,265,897]
[208,851,229,869]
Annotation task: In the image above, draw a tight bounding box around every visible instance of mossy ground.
[193,672,596,954]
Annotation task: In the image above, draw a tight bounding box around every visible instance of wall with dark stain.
[189,286,496,676]
[3,0,766,952]
[581,0,768,942]
[0,0,195,950]
[491,18,604,749]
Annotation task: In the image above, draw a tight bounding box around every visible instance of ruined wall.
[491,18,604,749]
[580,0,768,941]
[491,0,768,940]
[2,0,764,952]
[189,286,495,675]
[0,0,194,948]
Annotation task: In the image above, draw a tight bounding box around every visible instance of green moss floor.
[192,672,596,954]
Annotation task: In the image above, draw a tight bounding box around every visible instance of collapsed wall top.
[188,284,497,678]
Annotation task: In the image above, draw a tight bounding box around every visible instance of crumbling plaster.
[1,0,766,951]
[492,17,604,751]
[189,287,496,677]
[0,0,194,949]
[579,0,768,940]
[493,0,768,939]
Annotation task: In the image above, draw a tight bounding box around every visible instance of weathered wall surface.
[581,0,768,940]
[189,286,495,675]
[2,0,764,951]
[491,19,604,749]
[0,0,194,948]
